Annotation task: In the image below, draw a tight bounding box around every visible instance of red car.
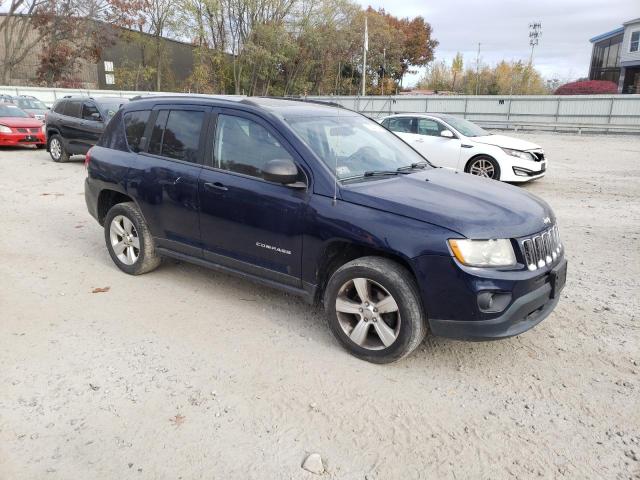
[0,103,46,148]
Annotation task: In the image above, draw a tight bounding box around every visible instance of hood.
[472,134,541,151]
[0,116,43,128]
[340,169,554,238]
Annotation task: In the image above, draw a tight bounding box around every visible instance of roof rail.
[256,96,346,109]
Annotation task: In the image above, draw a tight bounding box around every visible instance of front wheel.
[324,257,427,364]
[466,155,500,180]
[104,202,161,275]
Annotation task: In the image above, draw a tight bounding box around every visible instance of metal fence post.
[464,97,468,119]
[554,98,561,132]
[607,96,615,134]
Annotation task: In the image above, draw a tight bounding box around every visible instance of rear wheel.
[466,155,500,180]
[104,202,161,275]
[48,135,69,162]
[324,257,427,363]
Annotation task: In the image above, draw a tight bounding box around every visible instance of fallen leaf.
[170,414,186,427]
[89,383,100,391]
[92,287,110,293]
[41,193,64,197]
[75,225,84,229]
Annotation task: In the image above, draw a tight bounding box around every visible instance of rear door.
[127,105,210,257]
[197,109,307,285]
[60,100,85,153]
[79,101,105,150]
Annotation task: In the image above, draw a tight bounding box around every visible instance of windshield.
[442,116,489,137]
[285,115,430,180]
[17,98,47,110]
[0,104,29,118]
[98,101,126,120]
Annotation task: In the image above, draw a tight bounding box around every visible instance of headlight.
[501,148,534,161]
[448,239,516,267]
[0,124,11,133]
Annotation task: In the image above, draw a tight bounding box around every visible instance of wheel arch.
[314,240,418,304]
[464,152,497,172]
[97,189,135,226]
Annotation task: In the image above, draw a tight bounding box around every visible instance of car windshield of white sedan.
[286,115,430,180]
[0,105,29,118]
[443,117,489,137]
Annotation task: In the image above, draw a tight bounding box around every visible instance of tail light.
[85,147,93,169]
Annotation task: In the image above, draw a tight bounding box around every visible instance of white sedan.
[380,113,546,182]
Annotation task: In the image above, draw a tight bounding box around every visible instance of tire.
[104,202,161,275]
[466,155,501,180]
[324,256,427,364]
[48,135,69,163]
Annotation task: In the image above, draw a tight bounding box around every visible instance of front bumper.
[0,131,45,146]
[429,272,562,340]
[412,254,566,341]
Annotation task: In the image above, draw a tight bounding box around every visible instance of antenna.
[333,104,341,206]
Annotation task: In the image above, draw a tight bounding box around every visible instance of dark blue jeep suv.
[84,96,567,363]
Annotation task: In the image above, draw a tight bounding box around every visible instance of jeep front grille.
[521,225,562,271]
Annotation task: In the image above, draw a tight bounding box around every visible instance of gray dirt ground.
[0,132,639,480]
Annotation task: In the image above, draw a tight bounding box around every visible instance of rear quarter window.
[53,100,66,114]
[123,110,151,152]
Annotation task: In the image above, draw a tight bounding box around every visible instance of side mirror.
[90,112,102,121]
[440,129,455,138]
[262,158,305,188]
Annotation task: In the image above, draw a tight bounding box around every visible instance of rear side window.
[64,101,82,118]
[148,110,204,163]
[388,117,415,133]
[123,110,151,152]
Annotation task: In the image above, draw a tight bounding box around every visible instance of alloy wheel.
[469,158,495,178]
[335,277,401,350]
[50,138,61,160]
[109,215,140,265]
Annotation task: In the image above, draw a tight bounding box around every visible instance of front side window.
[286,114,430,180]
[417,118,444,136]
[214,114,294,179]
[82,103,101,121]
[631,31,639,52]
[148,110,204,163]
[123,110,151,153]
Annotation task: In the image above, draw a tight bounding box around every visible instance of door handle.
[204,181,228,192]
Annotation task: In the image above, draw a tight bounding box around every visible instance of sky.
[356,0,639,86]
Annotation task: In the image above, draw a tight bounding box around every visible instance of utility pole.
[527,22,542,92]
[475,42,481,95]
[362,17,368,97]
[529,22,542,65]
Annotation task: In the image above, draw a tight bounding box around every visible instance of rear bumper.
[0,131,45,146]
[429,280,560,340]
[85,177,100,223]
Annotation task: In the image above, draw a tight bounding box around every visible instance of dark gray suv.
[45,96,128,162]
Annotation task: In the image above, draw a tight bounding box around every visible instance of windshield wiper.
[364,170,413,177]
[396,161,429,171]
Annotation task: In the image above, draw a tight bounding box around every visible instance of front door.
[198,109,307,286]
[128,106,209,257]
[412,118,462,170]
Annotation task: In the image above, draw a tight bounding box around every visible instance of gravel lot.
[1,132,639,479]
